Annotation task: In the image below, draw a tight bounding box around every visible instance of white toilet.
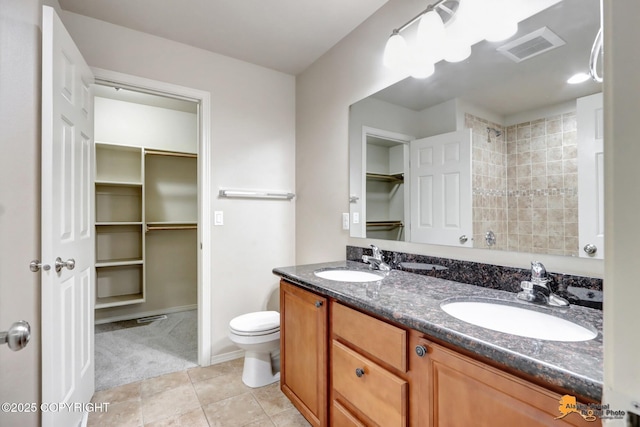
[228,310,281,388]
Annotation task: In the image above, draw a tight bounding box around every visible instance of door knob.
[29,259,51,272]
[315,301,323,308]
[355,367,365,378]
[583,244,597,255]
[55,257,75,273]
[1,321,31,351]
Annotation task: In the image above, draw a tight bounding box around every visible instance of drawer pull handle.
[315,301,323,308]
[415,345,429,357]
[355,367,365,378]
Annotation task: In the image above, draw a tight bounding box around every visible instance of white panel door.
[42,6,95,426]
[577,92,604,259]
[410,130,472,246]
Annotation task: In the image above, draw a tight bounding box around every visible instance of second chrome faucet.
[517,261,569,307]
[362,244,391,271]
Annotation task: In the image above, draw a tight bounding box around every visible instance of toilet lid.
[229,311,280,335]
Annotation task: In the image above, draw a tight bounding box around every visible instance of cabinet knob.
[415,345,429,357]
[355,367,365,378]
[315,301,323,308]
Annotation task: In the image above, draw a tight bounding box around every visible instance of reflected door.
[410,130,473,247]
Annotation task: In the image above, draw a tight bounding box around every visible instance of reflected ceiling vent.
[497,27,565,63]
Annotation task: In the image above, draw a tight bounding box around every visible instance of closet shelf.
[95,180,143,187]
[366,173,404,183]
[145,149,197,158]
[96,221,143,226]
[96,293,145,309]
[366,220,404,230]
[146,222,198,232]
[96,259,144,268]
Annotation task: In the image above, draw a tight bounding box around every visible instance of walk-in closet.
[93,86,199,390]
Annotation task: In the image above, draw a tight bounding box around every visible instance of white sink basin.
[314,269,384,282]
[440,299,597,342]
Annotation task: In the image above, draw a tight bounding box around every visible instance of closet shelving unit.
[94,142,198,309]
[95,143,145,308]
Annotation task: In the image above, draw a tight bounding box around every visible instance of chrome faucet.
[517,261,569,307]
[362,245,391,271]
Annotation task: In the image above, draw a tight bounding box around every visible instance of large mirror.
[349,0,603,259]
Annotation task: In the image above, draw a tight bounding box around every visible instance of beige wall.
[0,1,42,426]
[603,0,640,421]
[61,12,296,358]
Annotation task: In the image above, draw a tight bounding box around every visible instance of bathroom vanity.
[274,261,603,427]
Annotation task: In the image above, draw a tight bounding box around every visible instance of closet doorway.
[91,70,211,390]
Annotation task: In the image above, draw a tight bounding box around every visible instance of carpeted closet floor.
[95,310,198,391]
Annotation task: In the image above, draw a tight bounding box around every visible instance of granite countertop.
[273,260,603,401]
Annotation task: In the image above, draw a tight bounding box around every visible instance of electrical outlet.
[353,212,360,224]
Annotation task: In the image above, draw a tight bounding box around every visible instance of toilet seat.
[229,311,280,337]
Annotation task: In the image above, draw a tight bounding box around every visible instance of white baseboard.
[94,304,197,325]
[210,349,244,365]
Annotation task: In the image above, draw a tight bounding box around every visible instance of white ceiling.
[58,0,389,75]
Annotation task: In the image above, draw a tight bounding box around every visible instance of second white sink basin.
[314,269,384,282]
[440,299,597,342]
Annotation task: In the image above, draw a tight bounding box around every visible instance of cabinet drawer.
[332,401,366,427]
[332,340,407,427]
[332,302,407,371]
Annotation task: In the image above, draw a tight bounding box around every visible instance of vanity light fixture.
[383,0,522,79]
[567,72,591,84]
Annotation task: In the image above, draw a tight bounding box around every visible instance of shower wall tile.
[507,112,579,256]
[467,111,579,256]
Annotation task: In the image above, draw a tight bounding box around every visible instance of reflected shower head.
[487,127,502,142]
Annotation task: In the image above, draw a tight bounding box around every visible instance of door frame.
[360,126,413,240]
[92,67,212,366]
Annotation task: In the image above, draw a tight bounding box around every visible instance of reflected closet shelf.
[96,259,144,268]
[95,180,143,187]
[366,173,404,183]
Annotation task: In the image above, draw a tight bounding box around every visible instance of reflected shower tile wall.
[506,112,578,257]
[467,112,578,257]
[467,113,507,251]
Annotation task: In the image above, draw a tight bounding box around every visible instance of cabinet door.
[424,341,600,427]
[280,280,328,427]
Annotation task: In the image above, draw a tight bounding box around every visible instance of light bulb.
[383,32,409,70]
[444,41,471,62]
[485,21,518,42]
[443,19,472,62]
[416,9,445,63]
[408,52,435,79]
[567,73,590,84]
[484,0,518,42]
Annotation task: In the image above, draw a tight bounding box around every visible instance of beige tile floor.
[88,358,310,427]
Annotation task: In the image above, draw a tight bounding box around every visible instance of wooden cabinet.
[280,281,600,427]
[280,280,328,427]
[410,338,599,427]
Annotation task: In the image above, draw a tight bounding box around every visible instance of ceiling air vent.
[497,27,566,63]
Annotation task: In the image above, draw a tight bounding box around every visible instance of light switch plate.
[214,211,224,226]
[342,213,350,230]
